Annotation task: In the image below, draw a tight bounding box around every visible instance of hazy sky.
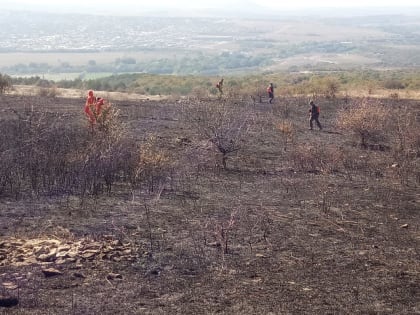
[4,0,420,10]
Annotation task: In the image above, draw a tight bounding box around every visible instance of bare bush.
[336,98,391,147]
[275,120,295,151]
[181,140,223,178]
[305,76,341,99]
[389,105,420,185]
[0,73,12,94]
[383,79,405,90]
[0,106,138,198]
[322,77,340,99]
[133,135,174,193]
[37,87,60,98]
[291,144,344,174]
[183,99,254,169]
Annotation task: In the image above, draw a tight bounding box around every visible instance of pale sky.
[3,0,420,10]
[0,0,420,9]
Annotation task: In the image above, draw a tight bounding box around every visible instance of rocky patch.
[0,237,138,267]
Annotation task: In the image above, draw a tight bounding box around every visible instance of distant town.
[1,10,420,75]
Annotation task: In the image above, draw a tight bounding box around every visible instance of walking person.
[216,78,224,96]
[84,90,96,127]
[267,83,274,104]
[309,100,322,130]
[95,97,105,117]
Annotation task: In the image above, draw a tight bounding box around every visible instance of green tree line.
[5,69,420,97]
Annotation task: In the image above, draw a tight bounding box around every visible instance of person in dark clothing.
[267,83,274,103]
[216,78,224,96]
[309,100,322,130]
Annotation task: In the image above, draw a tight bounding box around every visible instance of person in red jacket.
[84,90,96,126]
[95,97,105,116]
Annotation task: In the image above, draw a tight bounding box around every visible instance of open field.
[8,84,420,103]
[0,51,191,68]
[0,92,419,314]
[2,12,420,76]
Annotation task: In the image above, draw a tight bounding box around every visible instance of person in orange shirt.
[84,90,96,125]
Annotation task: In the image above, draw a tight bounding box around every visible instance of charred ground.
[0,93,419,314]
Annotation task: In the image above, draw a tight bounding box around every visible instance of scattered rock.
[66,250,78,258]
[56,250,69,258]
[175,137,191,145]
[37,250,57,262]
[107,273,122,280]
[73,272,86,279]
[10,240,25,247]
[111,240,122,246]
[80,250,99,259]
[56,245,71,252]
[122,249,132,255]
[1,282,18,290]
[2,237,138,268]
[42,268,63,277]
[55,258,68,265]
[0,296,19,308]
[82,242,102,250]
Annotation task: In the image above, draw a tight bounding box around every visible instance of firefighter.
[84,90,96,126]
[267,83,274,104]
[309,100,322,130]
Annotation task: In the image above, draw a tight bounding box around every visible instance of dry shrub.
[80,102,140,195]
[338,147,391,181]
[383,79,405,90]
[275,120,295,151]
[0,106,137,198]
[133,135,174,192]
[37,87,59,98]
[291,144,344,174]
[181,139,224,178]
[0,73,11,94]
[320,77,340,99]
[300,76,340,99]
[276,120,293,134]
[389,105,420,185]
[183,99,254,169]
[389,92,399,100]
[93,103,121,135]
[336,98,391,147]
[189,86,209,100]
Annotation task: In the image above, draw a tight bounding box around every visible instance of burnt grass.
[0,93,419,314]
